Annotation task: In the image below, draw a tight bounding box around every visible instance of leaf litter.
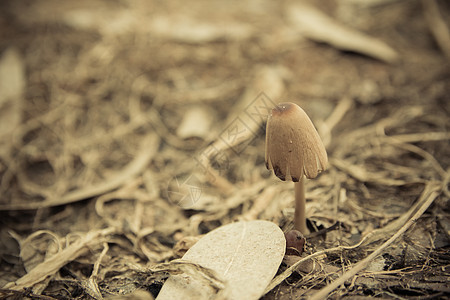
[0,0,449,299]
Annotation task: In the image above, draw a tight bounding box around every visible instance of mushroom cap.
[265,102,328,182]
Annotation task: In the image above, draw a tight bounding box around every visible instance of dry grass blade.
[83,242,109,300]
[0,48,24,158]
[287,3,399,63]
[384,136,448,179]
[241,185,279,221]
[331,158,414,186]
[265,248,337,294]
[265,181,443,295]
[309,181,442,300]
[3,227,116,291]
[0,288,59,300]
[386,132,450,143]
[319,97,354,148]
[422,0,450,60]
[150,259,226,293]
[0,134,159,210]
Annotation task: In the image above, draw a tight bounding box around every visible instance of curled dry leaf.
[287,3,399,63]
[157,220,286,300]
[18,231,61,273]
[4,227,116,291]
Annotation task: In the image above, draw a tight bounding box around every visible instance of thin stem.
[294,176,308,234]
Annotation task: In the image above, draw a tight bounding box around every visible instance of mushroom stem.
[294,176,308,234]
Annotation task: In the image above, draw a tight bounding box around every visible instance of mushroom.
[265,102,327,234]
[285,229,305,255]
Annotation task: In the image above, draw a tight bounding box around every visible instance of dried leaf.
[3,227,116,291]
[18,231,61,273]
[287,3,398,63]
[157,220,285,300]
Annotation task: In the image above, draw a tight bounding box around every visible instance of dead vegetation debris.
[0,0,449,299]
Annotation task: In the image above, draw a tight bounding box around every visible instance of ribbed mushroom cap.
[265,102,328,182]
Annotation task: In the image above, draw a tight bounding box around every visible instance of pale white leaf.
[157,220,286,300]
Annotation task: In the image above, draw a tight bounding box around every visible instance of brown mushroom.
[265,102,327,234]
[285,229,305,255]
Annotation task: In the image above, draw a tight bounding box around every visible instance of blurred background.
[0,0,449,299]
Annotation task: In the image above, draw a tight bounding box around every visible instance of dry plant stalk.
[309,181,442,300]
[422,0,450,60]
[265,181,443,295]
[4,227,116,291]
[0,134,159,210]
[287,2,399,63]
